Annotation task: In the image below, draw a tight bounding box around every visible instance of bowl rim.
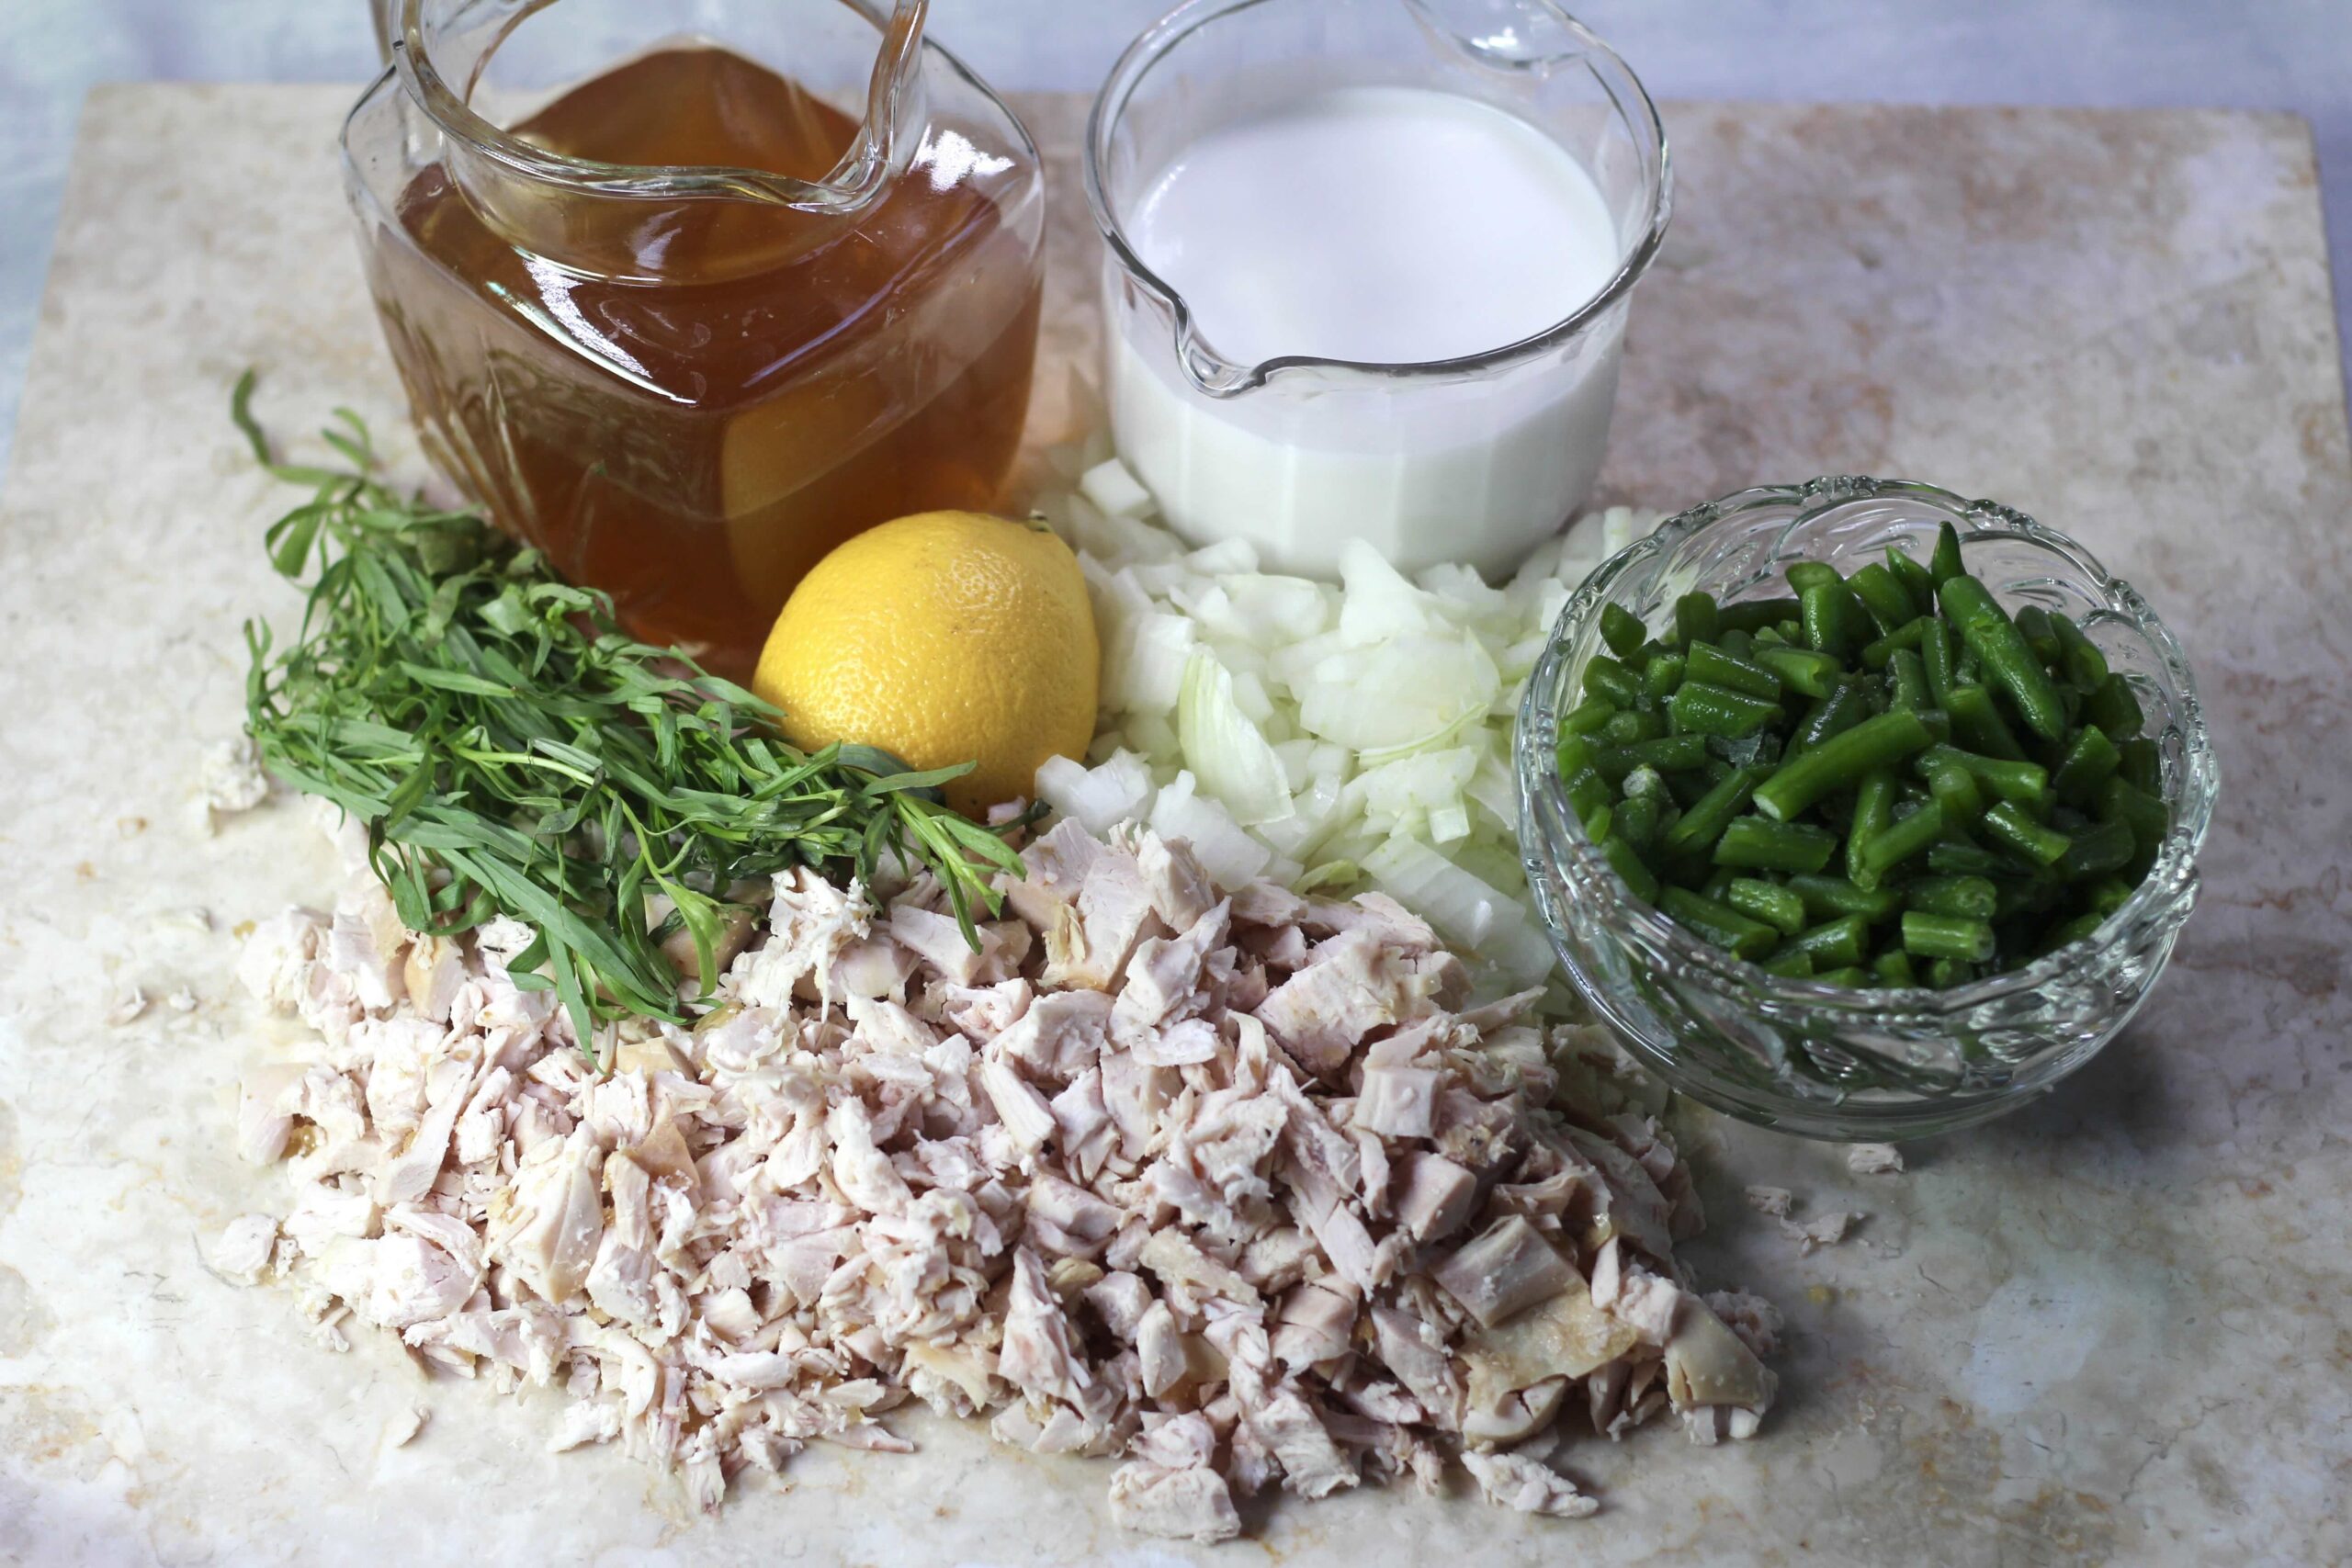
[1516,474,2219,1032]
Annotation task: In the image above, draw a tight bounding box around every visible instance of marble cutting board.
[0,85,2346,1567]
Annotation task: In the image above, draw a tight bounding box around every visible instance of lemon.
[752,511,1099,818]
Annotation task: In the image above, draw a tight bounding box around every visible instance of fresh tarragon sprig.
[233,373,1028,1047]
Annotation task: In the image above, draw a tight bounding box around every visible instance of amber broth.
[367,46,1042,674]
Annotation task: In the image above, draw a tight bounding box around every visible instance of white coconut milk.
[1109,85,1631,578]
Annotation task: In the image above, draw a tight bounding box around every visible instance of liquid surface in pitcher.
[368,45,1043,674]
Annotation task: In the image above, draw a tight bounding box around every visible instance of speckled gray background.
[1,0,2348,482]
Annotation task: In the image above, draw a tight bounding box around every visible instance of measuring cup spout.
[1401,0,1594,71]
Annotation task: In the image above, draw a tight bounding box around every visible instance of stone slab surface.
[0,85,2346,1567]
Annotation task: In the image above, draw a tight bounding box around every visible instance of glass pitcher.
[345,0,1046,675]
[1085,0,1668,580]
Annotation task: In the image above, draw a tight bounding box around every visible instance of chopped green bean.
[2013,604,2062,668]
[1790,679,1871,756]
[1642,650,1688,703]
[2117,736,2163,794]
[1885,545,1938,615]
[1761,947,1816,979]
[1563,765,1612,822]
[1715,815,1840,873]
[1849,562,1919,633]
[1659,886,1779,959]
[1919,616,1957,705]
[1928,520,1966,583]
[1861,616,1929,670]
[1813,966,1874,988]
[1789,914,1870,967]
[2052,614,2109,689]
[1599,831,1661,904]
[1615,792,1664,852]
[1726,877,1808,936]
[1600,602,1647,658]
[1754,644,1843,699]
[1670,681,1783,739]
[1718,596,1804,635]
[1907,874,1998,920]
[1754,710,1937,822]
[1887,647,1932,711]
[1945,683,2027,760]
[1584,655,1639,708]
[2083,672,2145,740]
[1591,734,1713,782]
[1560,698,1617,739]
[1673,591,1720,648]
[2062,817,2136,878]
[2052,725,2120,805]
[1926,839,2001,876]
[1926,759,1986,824]
[1854,800,1946,884]
[1903,910,1996,963]
[1873,948,1919,987]
[1661,764,1770,863]
[1801,580,1863,658]
[1686,641,1784,701]
[1939,575,2068,742]
[1785,874,1905,923]
[1982,801,2071,865]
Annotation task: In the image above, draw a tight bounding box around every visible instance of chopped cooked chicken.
[227,819,1773,1540]
[1846,1142,1905,1176]
[1781,1211,1863,1254]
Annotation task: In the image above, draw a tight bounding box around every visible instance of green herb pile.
[1557,520,2171,988]
[235,374,1026,1043]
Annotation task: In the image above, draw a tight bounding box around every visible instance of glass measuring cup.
[345,0,1046,675]
[1085,0,1669,579]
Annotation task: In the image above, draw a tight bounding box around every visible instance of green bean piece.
[1789,914,1870,967]
[1718,628,1755,659]
[1939,574,2068,742]
[1903,910,1996,963]
[1926,839,2001,876]
[1982,801,2071,865]
[2098,780,2164,851]
[1761,948,1816,979]
[2051,614,2109,689]
[2083,672,2145,739]
[1994,873,2064,920]
[1717,596,1804,635]
[1887,648,1932,711]
[2013,604,2063,668]
[1927,761,1986,825]
[1785,561,1845,593]
[1754,645,1843,700]
[1917,742,2049,807]
[1560,698,1617,739]
[1686,641,1784,701]
[2062,817,2136,878]
[1661,764,1770,863]
[2083,875,2135,918]
[1924,956,1974,988]
[1581,801,1611,841]
[1801,581,1863,659]
[1714,815,1839,874]
[1860,616,1929,670]
[1785,873,1905,923]
[1669,681,1783,739]
[1701,865,1737,901]
[1622,763,1672,803]
[1659,886,1780,960]
[1907,874,1998,920]
[1673,591,1720,649]
[1615,793,1664,852]
[1726,877,1808,937]
[1873,948,1919,987]
[1754,710,1937,822]
[1601,709,1649,745]
[1944,683,2027,760]
[1584,655,1639,708]
[1847,767,1896,886]
[1789,680,1871,757]
[1642,650,1687,704]
[1849,562,1919,634]
[1929,520,1966,584]
[1954,642,1982,684]
[1919,616,1957,705]
[2041,910,2106,953]
[1598,831,1662,905]
[1813,965,1873,988]
[2051,725,2120,805]
[1885,545,1938,615]
[1855,800,1947,885]
[1591,734,1713,783]
[2117,736,2163,793]
[1600,602,1646,658]
[1563,765,1612,822]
